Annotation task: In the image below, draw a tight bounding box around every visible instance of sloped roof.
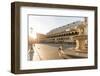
[47,21,83,35]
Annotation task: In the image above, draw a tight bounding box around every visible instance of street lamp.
[30,27,37,40]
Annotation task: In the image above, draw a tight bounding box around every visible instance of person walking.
[28,44,35,61]
[58,46,65,59]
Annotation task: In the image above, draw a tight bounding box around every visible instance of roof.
[47,21,83,35]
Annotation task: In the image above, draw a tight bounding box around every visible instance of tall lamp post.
[28,27,35,61]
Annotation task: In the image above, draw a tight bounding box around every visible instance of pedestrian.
[58,46,65,58]
[28,44,35,61]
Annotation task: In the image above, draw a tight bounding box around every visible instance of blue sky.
[29,15,85,34]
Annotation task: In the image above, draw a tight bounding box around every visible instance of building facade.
[42,18,88,45]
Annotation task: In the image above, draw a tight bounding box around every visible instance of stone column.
[74,35,87,52]
[75,39,86,50]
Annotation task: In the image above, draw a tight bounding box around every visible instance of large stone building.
[40,18,88,44]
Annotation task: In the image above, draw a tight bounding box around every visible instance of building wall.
[43,18,88,43]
